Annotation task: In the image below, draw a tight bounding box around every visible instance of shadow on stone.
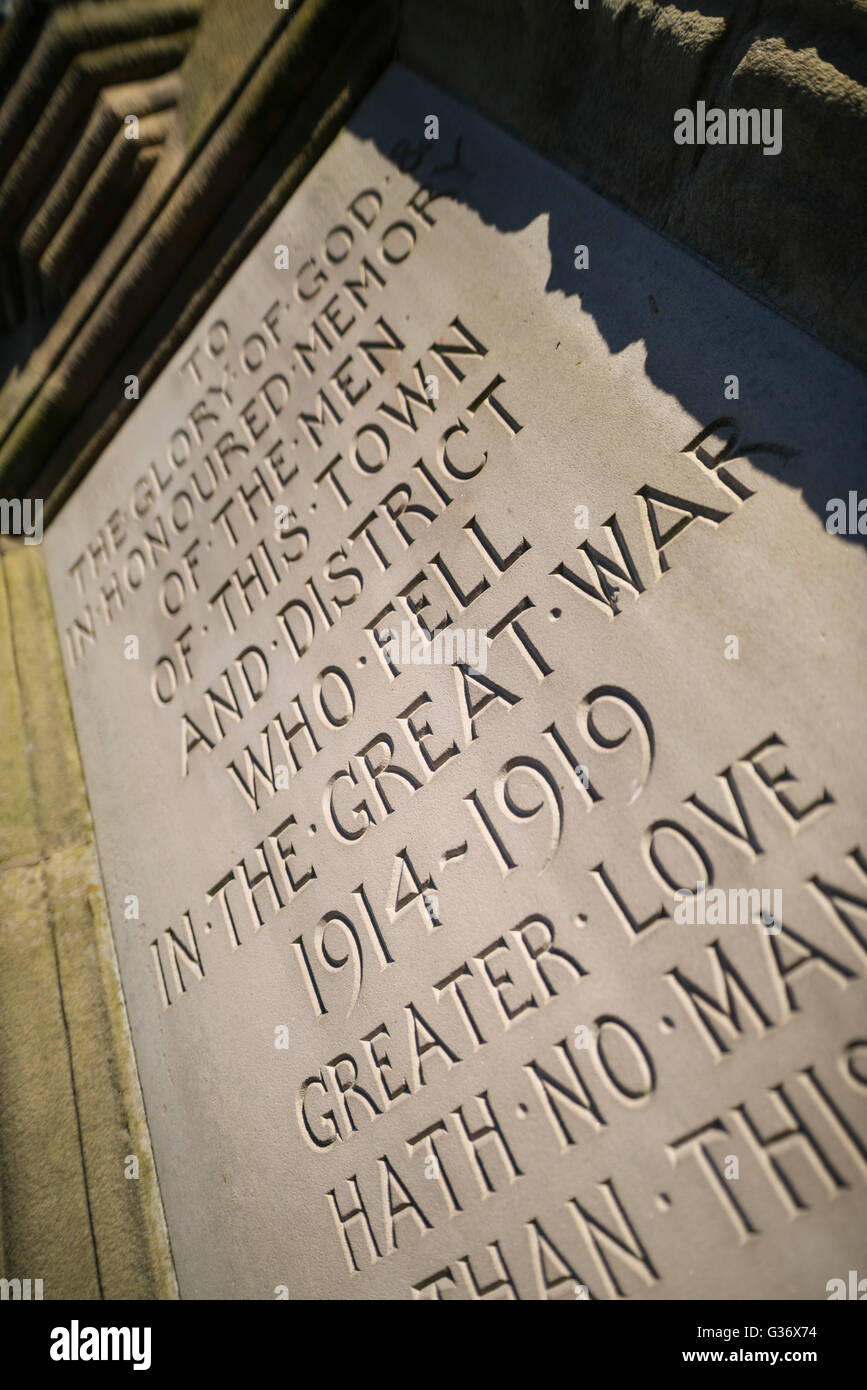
[351,64,867,549]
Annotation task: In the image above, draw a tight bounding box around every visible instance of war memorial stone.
[40,64,867,1300]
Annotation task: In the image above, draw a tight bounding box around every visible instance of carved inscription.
[43,67,867,1300]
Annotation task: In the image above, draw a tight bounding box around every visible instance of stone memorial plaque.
[43,63,867,1300]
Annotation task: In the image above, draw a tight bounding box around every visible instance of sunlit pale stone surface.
[43,65,867,1301]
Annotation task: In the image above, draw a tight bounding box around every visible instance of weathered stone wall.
[0,0,399,512]
[0,539,175,1298]
[398,0,867,372]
